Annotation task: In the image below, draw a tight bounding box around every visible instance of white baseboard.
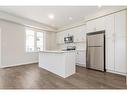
[106,69,126,76]
[0,61,38,68]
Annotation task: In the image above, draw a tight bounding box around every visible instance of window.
[26,29,44,52]
[26,29,35,52]
[37,32,44,51]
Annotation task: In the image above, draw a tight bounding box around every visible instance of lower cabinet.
[75,50,86,67]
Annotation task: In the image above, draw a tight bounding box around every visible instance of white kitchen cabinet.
[86,20,96,33]
[105,14,115,38]
[106,10,127,74]
[114,10,127,74]
[105,14,115,71]
[114,10,127,38]
[95,17,105,31]
[106,38,115,71]
[86,10,127,75]
[86,17,105,33]
[73,26,86,42]
[56,32,64,44]
[75,50,86,67]
[115,37,126,73]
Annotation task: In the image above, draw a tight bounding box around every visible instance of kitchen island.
[39,51,76,78]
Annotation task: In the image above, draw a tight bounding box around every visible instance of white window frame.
[25,28,44,53]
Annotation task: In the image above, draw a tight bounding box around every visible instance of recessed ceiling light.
[69,17,72,20]
[48,14,55,19]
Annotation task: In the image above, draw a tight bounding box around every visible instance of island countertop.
[39,50,86,53]
[39,50,76,53]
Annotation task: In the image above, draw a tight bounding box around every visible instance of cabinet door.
[115,37,126,73]
[95,17,105,31]
[105,14,115,38]
[73,27,80,42]
[106,38,115,71]
[57,32,64,44]
[76,51,86,66]
[79,25,86,42]
[75,51,80,64]
[86,20,96,33]
[115,10,127,38]
[79,51,86,66]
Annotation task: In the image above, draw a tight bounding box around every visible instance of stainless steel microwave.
[64,36,74,43]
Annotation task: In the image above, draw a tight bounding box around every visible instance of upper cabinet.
[114,10,127,74]
[86,17,105,33]
[86,19,96,33]
[56,25,86,44]
[73,26,86,42]
[105,14,115,39]
[95,17,105,31]
[114,10,127,38]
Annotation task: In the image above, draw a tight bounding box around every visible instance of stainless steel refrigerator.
[86,31,105,71]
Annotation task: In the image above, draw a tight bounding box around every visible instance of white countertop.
[40,50,76,53]
[40,50,86,53]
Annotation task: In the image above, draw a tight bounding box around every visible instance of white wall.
[0,20,39,68]
[0,19,57,68]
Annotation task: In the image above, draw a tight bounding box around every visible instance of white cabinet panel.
[74,26,86,42]
[76,51,86,67]
[95,17,105,31]
[114,10,127,38]
[115,37,126,73]
[86,20,96,33]
[56,32,64,44]
[105,14,115,38]
[86,17,105,33]
[106,38,115,71]
[57,25,87,44]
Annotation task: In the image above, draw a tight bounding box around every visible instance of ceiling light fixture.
[48,14,55,19]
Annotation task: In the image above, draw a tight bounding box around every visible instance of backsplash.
[57,42,86,50]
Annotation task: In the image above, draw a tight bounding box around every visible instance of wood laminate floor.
[0,63,126,89]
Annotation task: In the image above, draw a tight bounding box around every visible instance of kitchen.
[40,9,127,78]
[0,6,127,89]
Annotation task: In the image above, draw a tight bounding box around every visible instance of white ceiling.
[0,6,117,29]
